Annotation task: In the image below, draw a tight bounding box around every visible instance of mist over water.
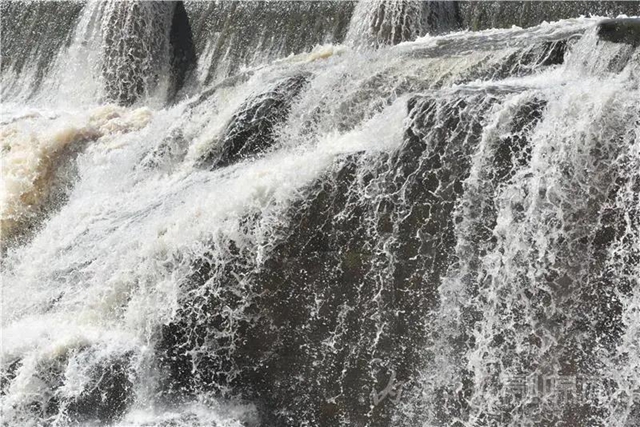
[1,2,639,426]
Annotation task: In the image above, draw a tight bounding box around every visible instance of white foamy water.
[2,6,639,427]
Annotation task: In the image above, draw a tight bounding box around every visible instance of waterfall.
[1,2,640,427]
[346,0,459,48]
[1,0,194,107]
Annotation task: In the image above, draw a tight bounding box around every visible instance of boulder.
[199,74,309,169]
[597,18,640,47]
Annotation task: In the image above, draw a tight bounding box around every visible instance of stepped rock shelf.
[1,2,639,427]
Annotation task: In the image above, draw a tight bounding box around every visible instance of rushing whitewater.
[1,2,640,427]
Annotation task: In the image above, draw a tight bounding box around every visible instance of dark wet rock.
[0,358,22,396]
[237,107,471,425]
[139,72,258,172]
[160,89,510,426]
[423,0,463,35]
[570,18,640,74]
[64,353,134,423]
[597,18,640,47]
[459,39,569,84]
[1,348,134,425]
[510,39,568,69]
[168,1,197,103]
[158,83,638,426]
[199,74,310,169]
[492,98,546,182]
[1,351,73,423]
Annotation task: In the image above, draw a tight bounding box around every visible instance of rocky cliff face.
[2,3,640,427]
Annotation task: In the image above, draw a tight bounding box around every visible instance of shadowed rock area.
[2,2,640,427]
[156,88,554,426]
[1,349,134,425]
[199,74,310,169]
[169,1,197,103]
[598,18,640,47]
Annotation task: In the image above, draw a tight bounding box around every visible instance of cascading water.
[345,0,459,47]
[1,2,639,427]
[1,0,194,107]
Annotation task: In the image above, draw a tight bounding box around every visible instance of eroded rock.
[597,18,640,47]
[199,74,309,169]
